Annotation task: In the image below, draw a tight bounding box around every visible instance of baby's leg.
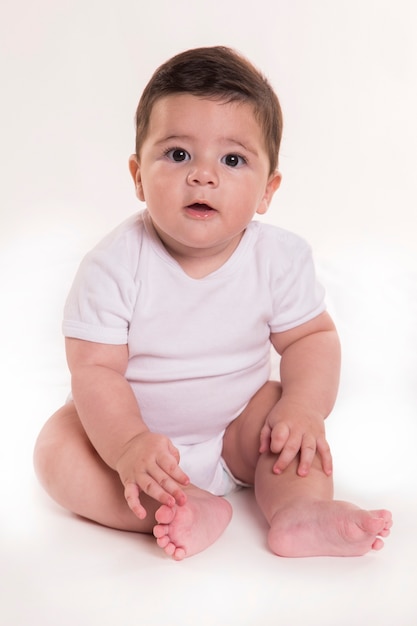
[255,452,392,557]
[34,402,157,532]
[34,403,232,558]
[223,381,392,557]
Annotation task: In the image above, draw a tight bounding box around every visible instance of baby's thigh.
[222,381,282,484]
[34,402,94,479]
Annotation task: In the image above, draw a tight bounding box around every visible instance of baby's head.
[134,46,283,175]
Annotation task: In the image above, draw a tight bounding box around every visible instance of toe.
[173,546,186,560]
[164,542,177,557]
[371,509,393,525]
[371,537,384,551]
[155,504,176,524]
[153,524,168,539]
[363,515,388,535]
[156,535,170,549]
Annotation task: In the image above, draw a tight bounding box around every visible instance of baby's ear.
[256,171,282,215]
[128,155,145,201]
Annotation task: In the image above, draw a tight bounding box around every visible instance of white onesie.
[63,210,325,494]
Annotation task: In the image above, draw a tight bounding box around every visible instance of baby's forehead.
[148,93,260,129]
[146,95,265,150]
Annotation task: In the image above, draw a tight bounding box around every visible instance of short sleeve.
[62,226,139,345]
[269,236,326,333]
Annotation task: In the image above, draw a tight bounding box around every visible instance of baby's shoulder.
[251,221,311,258]
[70,212,149,291]
[93,211,146,251]
[82,211,147,267]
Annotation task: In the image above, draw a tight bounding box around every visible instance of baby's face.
[129,94,281,266]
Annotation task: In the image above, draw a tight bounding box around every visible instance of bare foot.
[153,486,233,560]
[268,499,392,557]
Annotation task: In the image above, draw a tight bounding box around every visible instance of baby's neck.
[171,252,230,279]
[160,233,245,279]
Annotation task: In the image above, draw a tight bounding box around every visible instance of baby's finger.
[259,423,272,453]
[296,434,317,477]
[156,444,186,482]
[124,481,147,520]
[269,422,290,454]
[272,434,302,474]
[170,464,191,486]
[168,440,182,463]
[158,472,188,506]
[144,467,188,506]
[139,474,177,507]
[160,454,190,485]
[157,452,190,486]
[317,436,333,476]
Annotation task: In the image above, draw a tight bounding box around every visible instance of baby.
[34,46,392,560]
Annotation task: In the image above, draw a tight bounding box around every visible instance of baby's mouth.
[185,202,216,217]
[187,202,214,211]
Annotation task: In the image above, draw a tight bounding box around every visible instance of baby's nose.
[186,162,218,186]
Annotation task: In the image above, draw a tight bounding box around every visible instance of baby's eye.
[222,153,246,168]
[165,148,191,162]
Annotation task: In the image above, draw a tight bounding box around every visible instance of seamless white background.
[1,2,416,625]
[2,0,416,260]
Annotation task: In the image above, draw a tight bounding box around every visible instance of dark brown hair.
[134,46,283,173]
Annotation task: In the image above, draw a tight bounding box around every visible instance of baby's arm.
[66,338,189,518]
[261,311,341,477]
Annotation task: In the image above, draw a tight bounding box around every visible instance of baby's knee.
[33,429,57,491]
[33,417,63,489]
[33,403,84,488]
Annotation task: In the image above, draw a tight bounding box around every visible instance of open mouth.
[188,202,214,210]
[185,202,216,217]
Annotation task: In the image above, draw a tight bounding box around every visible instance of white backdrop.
[2,0,416,260]
[1,2,417,625]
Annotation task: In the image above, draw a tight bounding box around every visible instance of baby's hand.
[259,402,332,477]
[116,432,190,520]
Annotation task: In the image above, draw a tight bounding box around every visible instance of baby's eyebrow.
[155,134,192,145]
[224,138,258,155]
